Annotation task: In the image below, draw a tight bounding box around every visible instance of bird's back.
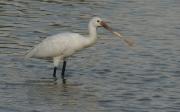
[25,32,87,58]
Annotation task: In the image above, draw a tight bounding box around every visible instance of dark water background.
[0,0,180,112]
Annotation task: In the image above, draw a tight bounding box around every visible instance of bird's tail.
[24,48,36,59]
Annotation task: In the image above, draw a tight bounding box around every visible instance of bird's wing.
[25,32,84,58]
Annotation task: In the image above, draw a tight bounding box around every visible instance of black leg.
[53,67,57,81]
[61,61,66,84]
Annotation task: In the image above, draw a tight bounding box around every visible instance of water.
[0,0,180,112]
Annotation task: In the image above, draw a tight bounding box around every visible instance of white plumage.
[25,17,124,83]
[26,33,88,58]
[26,32,95,66]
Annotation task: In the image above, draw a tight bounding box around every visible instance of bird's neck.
[82,22,97,48]
[88,23,97,43]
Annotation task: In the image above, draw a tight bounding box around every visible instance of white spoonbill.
[25,17,132,84]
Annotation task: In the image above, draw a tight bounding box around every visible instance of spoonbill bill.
[25,17,132,84]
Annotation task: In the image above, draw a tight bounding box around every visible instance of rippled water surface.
[1,0,180,112]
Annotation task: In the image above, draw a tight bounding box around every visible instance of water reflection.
[1,0,180,111]
[25,80,103,112]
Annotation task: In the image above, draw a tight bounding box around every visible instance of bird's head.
[90,17,134,47]
[91,17,113,32]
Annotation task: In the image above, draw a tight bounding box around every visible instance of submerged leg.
[61,61,67,84]
[53,56,61,81]
[53,67,57,81]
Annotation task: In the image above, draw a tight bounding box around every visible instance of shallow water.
[0,0,180,112]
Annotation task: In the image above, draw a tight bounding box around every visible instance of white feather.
[26,17,103,66]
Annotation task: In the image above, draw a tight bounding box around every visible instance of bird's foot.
[53,77,57,81]
[62,79,66,84]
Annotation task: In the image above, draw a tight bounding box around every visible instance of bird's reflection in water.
[26,80,102,111]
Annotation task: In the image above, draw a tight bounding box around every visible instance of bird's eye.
[97,20,100,23]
